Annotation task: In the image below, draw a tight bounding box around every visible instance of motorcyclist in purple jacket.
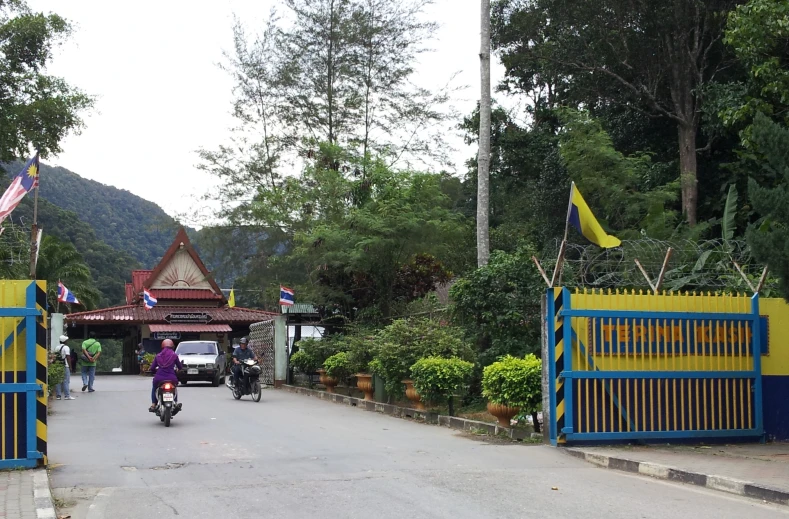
[149,339,184,412]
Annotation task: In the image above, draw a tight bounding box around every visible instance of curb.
[564,448,789,506]
[282,384,543,442]
[32,468,56,519]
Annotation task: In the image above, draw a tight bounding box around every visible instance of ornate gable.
[144,228,225,300]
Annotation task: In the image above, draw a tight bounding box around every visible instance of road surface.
[48,377,788,518]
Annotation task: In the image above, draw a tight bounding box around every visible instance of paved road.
[48,376,787,519]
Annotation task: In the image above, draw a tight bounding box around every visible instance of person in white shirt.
[55,335,75,400]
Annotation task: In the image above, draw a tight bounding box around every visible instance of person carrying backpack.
[55,334,75,400]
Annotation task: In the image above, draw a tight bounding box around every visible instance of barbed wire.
[538,237,777,294]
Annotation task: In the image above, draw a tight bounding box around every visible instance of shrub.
[48,359,65,390]
[295,337,345,369]
[481,354,542,413]
[142,353,155,365]
[371,318,475,397]
[345,335,376,375]
[410,356,474,415]
[290,350,320,374]
[323,352,353,382]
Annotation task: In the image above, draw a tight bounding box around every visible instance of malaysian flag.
[0,154,39,225]
[143,289,158,310]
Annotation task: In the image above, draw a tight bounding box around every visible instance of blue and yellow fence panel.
[0,281,48,468]
[548,288,765,445]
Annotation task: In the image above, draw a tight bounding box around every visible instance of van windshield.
[176,342,217,355]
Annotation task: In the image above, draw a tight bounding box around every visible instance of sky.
[26,0,508,224]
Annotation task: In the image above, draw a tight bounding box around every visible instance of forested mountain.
[4,161,183,267]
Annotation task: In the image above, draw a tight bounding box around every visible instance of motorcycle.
[150,381,182,427]
[226,358,262,402]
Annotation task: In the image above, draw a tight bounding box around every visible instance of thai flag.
[279,285,294,306]
[57,281,80,305]
[143,289,158,310]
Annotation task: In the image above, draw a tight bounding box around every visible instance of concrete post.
[50,313,64,352]
[274,315,287,387]
[540,294,550,441]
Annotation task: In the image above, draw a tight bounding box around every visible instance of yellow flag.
[568,183,621,248]
[228,288,236,308]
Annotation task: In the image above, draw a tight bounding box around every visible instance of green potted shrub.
[346,335,376,401]
[482,354,542,428]
[141,353,156,375]
[410,356,474,415]
[372,318,474,408]
[290,349,321,387]
[47,356,65,396]
[323,351,353,394]
[295,336,347,392]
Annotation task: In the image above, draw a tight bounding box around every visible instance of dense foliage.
[481,354,542,413]
[410,356,474,410]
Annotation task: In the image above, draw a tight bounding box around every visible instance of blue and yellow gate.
[0,281,48,468]
[547,288,765,445]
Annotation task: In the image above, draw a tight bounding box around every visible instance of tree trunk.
[678,122,698,226]
[327,0,336,145]
[477,0,491,267]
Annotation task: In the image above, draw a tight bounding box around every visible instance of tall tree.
[492,0,739,226]
[35,235,100,310]
[477,0,491,266]
[0,1,93,161]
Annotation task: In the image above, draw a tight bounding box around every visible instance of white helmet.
[59,335,69,343]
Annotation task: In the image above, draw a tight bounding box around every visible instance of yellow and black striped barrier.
[0,280,47,468]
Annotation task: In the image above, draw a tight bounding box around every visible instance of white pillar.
[50,313,64,352]
[274,315,287,387]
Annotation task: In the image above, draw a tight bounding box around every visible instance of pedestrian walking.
[81,332,102,392]
[54,334,75,400]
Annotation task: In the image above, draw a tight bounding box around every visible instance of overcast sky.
[26,0,507,224]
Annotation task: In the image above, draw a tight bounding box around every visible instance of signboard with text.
[164,313,213,324]
[153,331,181,340]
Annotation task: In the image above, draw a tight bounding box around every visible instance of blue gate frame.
[0,281,48,468]
[547,288,764,445]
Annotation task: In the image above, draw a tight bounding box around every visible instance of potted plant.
[410,356,474,415]
[482,354,542,428]
[347,335,376,401]
[372,318,475,407]
[141,353,156,375]
[322,352,353,394]
[293,337,343,390]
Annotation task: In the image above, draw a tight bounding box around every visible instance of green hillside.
[5,161,183,267]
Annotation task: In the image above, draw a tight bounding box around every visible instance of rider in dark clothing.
[231,337,257,388]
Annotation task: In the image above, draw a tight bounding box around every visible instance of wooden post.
[634,258,656,293]
[732,261,757,294]
[756,266,770,294]
[28,164,40,279]
[550,240,567,288]
[654,247,673,293]
[532,256,552,287]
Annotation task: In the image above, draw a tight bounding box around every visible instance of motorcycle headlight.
[205,363,215,369]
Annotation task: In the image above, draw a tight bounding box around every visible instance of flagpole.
[551,182,575,287]
[29,153,40,280]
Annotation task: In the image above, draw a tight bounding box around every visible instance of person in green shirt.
[81,332,102,392]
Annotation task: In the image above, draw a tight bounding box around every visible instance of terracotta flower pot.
[317,369,339,394]
[487,402,520,428]
[355,373,374,401]
[402,379,426,410]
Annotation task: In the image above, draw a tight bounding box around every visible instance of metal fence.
[0,281,48,468]
[249,319,275,386]
[548,288,764,445]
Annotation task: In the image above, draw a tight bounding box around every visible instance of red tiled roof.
[149,324,232,333]
[125,283,134,305]
[65,305,279,324]
[147,289,223,300]
[132,270,152,294]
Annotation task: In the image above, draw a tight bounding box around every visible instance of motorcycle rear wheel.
[164,406,171,427]
[251,381,262,402]
[232,388,242,400]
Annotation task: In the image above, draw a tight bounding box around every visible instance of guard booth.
[63,228,279,372]
[0,281,48,468]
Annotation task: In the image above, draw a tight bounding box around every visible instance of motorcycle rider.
[230,337,258,388]
[149,339,184,412]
